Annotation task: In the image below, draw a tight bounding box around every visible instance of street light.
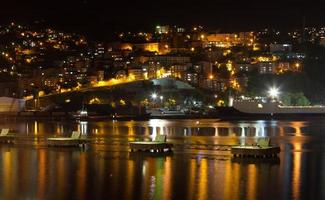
[159,95,164,104]
[268,87,279,99]
[151,93,157,100]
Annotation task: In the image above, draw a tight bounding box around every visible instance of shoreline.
[3,109,325,121]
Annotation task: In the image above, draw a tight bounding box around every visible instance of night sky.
[1,0,324,39]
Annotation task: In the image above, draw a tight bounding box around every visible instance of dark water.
[0,119,325,200]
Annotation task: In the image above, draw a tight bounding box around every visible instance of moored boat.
[213,97,325,119]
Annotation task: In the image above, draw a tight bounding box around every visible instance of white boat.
[233,97,325,115]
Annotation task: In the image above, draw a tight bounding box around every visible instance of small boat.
[129,135,173,152]
[231,138,280,158]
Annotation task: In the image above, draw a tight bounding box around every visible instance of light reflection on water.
[0,119,324,199]
[2,119,314,141]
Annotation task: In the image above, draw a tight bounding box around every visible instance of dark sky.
[0,0,324,39]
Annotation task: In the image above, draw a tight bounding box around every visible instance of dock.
[47,139,88,147]
[231,137,280,158]
[129,135,173,152]
[47,131,88,148]
[231,146,280,158]
[129,141,173,152]
[0,129,15,144]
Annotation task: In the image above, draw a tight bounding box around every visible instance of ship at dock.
[214,97,325,119]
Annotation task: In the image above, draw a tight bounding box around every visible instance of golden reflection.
[198,158,208,200]
[57,153,68,199]
[163,157,172,200]
[223,161,232,199]
[26,123,29,135]
[144,126,150,136]
[188,159,196,200]
[95,122,106,135]
[55,124,63,135]
[141,157,165,199]
[112,122,120,135]
[37,150,46,199]
[214,127,219,136]
[279,127,285,136]
[292,143,302,200]
[290,122,304,136]
[112,151,121,196]
[95,152,105,198]
[34,121,38,135]
[126,160,135,199]
[228,127,234,136]
[76,152,87,200]
[224,162,240,199]
[247,164,257,200]
[160,126,165,135]
[126,121,135,136]
[142,159,150,198]
[3,151,13,199]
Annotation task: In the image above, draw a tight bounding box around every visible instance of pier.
[231,146,280,158]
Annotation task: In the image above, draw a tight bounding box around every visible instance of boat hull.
[212,107,325,120]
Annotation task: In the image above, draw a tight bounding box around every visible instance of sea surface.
[0,118,324,200]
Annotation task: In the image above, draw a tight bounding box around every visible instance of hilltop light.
[268,87,279,98]
[151,93,157,100]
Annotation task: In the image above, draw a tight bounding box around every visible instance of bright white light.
[160,96,163,100]
[268,87,279,98]
[151,93,157,100]
[80,110,88,116]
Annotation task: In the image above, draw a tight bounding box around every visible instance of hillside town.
[0,22,325,113]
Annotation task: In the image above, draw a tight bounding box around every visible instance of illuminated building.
[94,43,105,57]
[155,25,170,34]
[202,78,227,92]
[270,44,292,53]
[256,62,277,74]
[147,62,161,79]
[147,55,191,66]
[184,72,199,86]
[97,70,105,81]
[133,43,159,53]
[196,61,212,77]
[116,43,169,54]
[128,68,144,81]
[276,62,290,74]
[170,64,189,79]
[119,43,133,51]
[236,63,254,72]
[115,70,127,79]
[205,32,255,48]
